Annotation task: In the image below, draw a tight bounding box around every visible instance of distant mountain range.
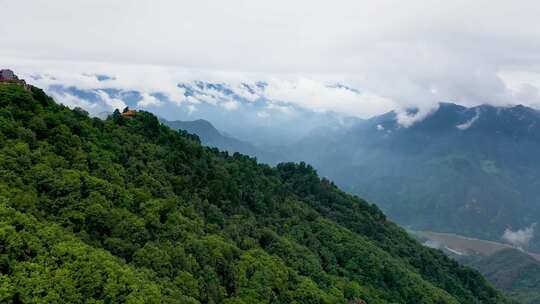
[0,78,511,303]
[29,74,540,301]
[294,102,540,251]
[43,78,361,147]
[161,118,284,164]
[161,102,540,303]
[167,102,540,252]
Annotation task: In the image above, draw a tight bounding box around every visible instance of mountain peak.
[438,101,466,109]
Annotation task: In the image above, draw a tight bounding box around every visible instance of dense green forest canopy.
[287,102,540,250]
[0,83,512,303]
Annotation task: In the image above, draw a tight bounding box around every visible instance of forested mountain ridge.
[0,83,511,303]
[289,102,540,250]
[161,118,283,164]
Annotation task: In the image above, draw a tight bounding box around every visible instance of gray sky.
[3,0,540,119]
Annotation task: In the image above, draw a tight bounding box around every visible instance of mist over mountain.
[9,1,540,303]
[158,98,540,303]
[158,98,540,253]
[34,75,540,252]
[0,78,513,303]
[294,102,540,250]
[161,118,285,164]
[29,75,366,147]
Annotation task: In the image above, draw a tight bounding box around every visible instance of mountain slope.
[162,118,283,164]
[0,82,511,303]
[293,102,540,251]
[465,249,540,304]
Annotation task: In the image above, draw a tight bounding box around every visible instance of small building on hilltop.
[121,108,137,118]
[0,69,32,91]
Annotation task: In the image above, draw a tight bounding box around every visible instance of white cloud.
[49,91,98,111]
[2,58,398,119]
[234,85,261,102]
[184,96,201,105]
[266,103,296,116]
[95,90,127,111]
[187,104,197,115]
[3,1,540,118]
[396,104,440,127]
[264,78,396,118]
[257,111,270,118]
[456,110,480,130]
[196,93,219,105]
[221,100,240,111]
[138,93,162,107]
[502,223,536,248]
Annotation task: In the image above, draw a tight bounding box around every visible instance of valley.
[414,230,540,261]
[0,80,512,303]
[414,230,540,303]
[159,100,540,252]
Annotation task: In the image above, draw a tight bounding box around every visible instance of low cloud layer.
[502,223,536,248]
[396,104,440,128]
[3,1,540,121]
[5,58,397,120]
[456,109,481,130]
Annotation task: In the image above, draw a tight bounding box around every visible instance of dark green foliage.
[289,103,540,251]
[0,84,511,303]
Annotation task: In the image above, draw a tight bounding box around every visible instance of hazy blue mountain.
[37,75,540,251]
[295,102,540,251]
[164,119,230,144]
[0,80,512,304]
[162,118,284,164]
[42,79,361,147]
[161,102,540,302]
[160,102,540,253]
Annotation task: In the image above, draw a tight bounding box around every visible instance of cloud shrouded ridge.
[3,0,540,116]
[9,61,396,120]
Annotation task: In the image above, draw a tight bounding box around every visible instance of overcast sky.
[3,0,540,119]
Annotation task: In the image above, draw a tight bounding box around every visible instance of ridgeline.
[0,80,512,303]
